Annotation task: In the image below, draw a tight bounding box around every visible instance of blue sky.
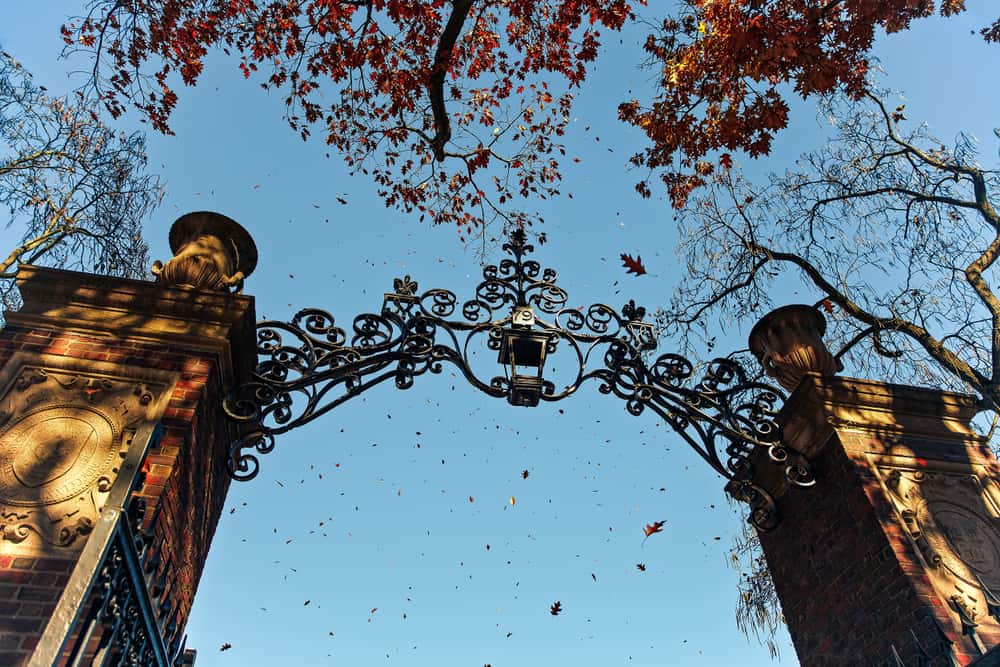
[2,3,999,665]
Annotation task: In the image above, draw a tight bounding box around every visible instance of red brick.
[0,651,28,665]
[31,559,73,574]
[16,602,50,618]
[0,617,42,633]
[28,573,64,588]
[16,587,58,603]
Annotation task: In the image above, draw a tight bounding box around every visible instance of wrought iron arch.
[223,229,814,529]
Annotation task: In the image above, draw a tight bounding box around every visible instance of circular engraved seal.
[921,498,1000,589]
[0,405,118,507]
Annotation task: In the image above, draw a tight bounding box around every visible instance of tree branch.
[429,0,474,162]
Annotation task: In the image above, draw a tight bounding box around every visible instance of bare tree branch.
[0,50,163,315]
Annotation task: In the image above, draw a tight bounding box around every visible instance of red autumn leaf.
[642,520,665,545]
[620,253,647,276]
[821,299,835,314]
[719,152,733,170]
[521,469,529,479]
[550,601,562,616]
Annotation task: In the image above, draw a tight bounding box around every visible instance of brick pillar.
[0,212,257,665]
[749,308,1000,665]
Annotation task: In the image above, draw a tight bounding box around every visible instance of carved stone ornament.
[151,211,258,293]
[748,304,843,392]
[0,357,172,552]
[880,465,1000,632]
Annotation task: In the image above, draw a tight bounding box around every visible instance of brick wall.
[0,556,74,664]
[0,265,255,665]
[756,374,1000,666]
[759,429,959,665]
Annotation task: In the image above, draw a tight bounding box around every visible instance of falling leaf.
[636,563,646,571]
[509,496,516,506]
[643,520,665,538]
[469,495,475,503]
[336,196,348,205]
[304,600,311,606]
[821,299,835,314]
[620,253,647,276]
[220,643,232,652]
[642,520,666,546]
[550,601,562,616]
[521,469,529,479]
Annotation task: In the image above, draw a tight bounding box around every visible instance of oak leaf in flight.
[642,520,666,546]
[643,520,665,538]
[620,253,647,276]
[550,601,562,616]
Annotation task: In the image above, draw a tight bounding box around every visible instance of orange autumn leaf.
[642,520,665,544]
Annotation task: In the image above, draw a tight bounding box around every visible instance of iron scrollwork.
[224,229,814,529]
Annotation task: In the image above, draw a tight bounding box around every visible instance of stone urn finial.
[152,211,258,293]
[748,304,843,392]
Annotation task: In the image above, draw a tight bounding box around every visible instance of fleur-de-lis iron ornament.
[223,228,814,529]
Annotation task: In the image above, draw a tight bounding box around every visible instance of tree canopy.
[621,0,999,207]
[64,1,997,231]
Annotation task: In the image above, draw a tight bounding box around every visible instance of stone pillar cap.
[748,304,840,392]
[169,211,258,280]
[748,304,827,356]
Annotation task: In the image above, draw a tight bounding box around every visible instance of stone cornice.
[782,373,982,443]
[6,265,257,388]
[751,373,987,503]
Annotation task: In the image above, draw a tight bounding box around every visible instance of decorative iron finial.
[622,299,646,322]
[393,275,418,296]
[152,211,258,293]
